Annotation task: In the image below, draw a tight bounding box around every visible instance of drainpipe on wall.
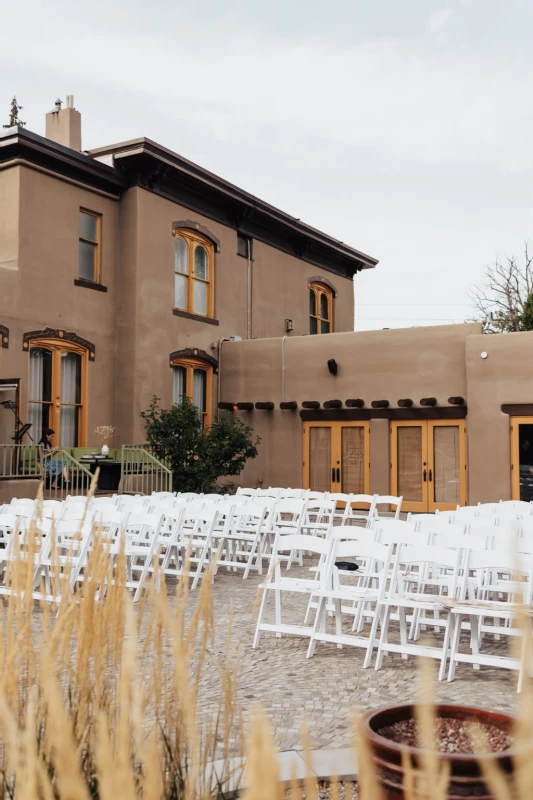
[281,335,288,403]
[216,337,232,421]
[247,238,253,340]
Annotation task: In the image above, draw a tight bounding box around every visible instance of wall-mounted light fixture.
[481,351,488,359]
[327,359,338,375]
[285,319,293,332]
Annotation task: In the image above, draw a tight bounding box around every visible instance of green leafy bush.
[141,396,260,493]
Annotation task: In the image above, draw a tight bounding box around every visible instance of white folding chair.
[307,538,394,667]
[374,495,402,520]
[447,549,533,691]
[375,543,462,680]
[216,501,270,578]
[253,533,333,648]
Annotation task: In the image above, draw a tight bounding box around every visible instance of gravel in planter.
[377,717,512,754]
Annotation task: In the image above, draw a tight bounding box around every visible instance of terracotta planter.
[364,703,516,799]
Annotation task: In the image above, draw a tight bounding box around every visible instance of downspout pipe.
[216,337,233,420]
[281,335,288,403]
[247,238,253,340]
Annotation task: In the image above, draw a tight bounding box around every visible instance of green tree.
[519,292,533,331]
[141,395,260,493]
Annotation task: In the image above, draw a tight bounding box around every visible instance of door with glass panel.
[390,420,466,512]
[28,343,87,447]
[172,358,212,428]
[510,417,533,501]
[303,422,370,494]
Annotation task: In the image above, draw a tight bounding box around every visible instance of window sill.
[74,278,108,293]
[173,308,219,326]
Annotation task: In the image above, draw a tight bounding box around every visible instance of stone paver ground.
[175,560,518,754]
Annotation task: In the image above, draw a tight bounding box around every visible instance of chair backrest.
[374,522,428,547]
[432,531,487,552]
[151,492,176,501]
[60,505,91,522]
[236,487,256,497]
[333,538,392,573]
[330,525,373,542]
[414,517,466,537]
[276,488,304,499]
[374,495,402,519]
[273,533,331,557]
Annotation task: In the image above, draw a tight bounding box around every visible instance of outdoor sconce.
[285,319,293,332]
[327,359,338,375]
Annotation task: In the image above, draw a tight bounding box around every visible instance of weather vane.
[3,96,25,129]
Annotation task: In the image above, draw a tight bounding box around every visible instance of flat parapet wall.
[219,323,481,491]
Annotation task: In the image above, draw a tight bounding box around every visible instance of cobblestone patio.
[178,562,518,754]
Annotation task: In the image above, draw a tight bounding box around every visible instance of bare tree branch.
[468,240,533,332]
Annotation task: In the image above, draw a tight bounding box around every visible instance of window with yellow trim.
[309,282,333,334]
[79,209,101,282]
[174,229,215,317]
[172,357,213,427]
[28,339,88,446]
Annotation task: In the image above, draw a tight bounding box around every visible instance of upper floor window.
[309,282,333,335]
[172,356,212,427]
[79,209,101,283]
[174,229,215,318]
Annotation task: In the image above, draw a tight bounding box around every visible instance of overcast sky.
[2,0,533,330]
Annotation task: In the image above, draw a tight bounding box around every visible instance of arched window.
[171,356,213,427]
[28,339,88,446]
[174,229,215,318]
[309,282,333,335]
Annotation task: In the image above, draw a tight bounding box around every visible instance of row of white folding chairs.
[253,528,533,690]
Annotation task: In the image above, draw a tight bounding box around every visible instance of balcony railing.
[120,445,172,495]
[0,444,93,500]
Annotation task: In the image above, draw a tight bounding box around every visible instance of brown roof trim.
[88,138,379,279]
[0,127,125,197]
[0,325,8,348]
[300,408,467,422]
[502,404,533,416]
[169,348,219,370]
[22,328,96,361]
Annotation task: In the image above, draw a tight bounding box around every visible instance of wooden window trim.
[171,356,213,425]
[173,229,215,319]
[309,282,333,335]
[28,337,89,446]
[79,208,102,284]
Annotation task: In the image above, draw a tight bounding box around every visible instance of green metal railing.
[0,444,93,500]
[120,445,172,495]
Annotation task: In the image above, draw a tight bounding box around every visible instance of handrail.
[38,449,93,500]
[120,445,172,495]
[0,444,93,500]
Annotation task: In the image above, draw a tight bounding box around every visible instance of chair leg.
[447,612,462,682]
[307,596,327,658]
[252,585,269,649]
[275,583,282,637]
[375,605,392,671]
[363,601,381,669]
[334,598,343,649]
[399,607,409,660]
[438,616,452,681]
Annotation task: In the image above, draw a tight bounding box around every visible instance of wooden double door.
[390,420,467,512]
[303,422,370,495]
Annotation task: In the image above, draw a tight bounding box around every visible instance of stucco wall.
[220,324,479,489]
[0,165,119,443]
[465,330,533,503]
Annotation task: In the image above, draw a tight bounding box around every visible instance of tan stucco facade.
[218,323,533,504]
[0,135,363,448]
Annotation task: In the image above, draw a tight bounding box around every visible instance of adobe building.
[1,97,533,509]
